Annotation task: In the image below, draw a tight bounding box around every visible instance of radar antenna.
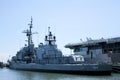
[45,27,56,45]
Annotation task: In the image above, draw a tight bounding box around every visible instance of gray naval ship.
[9,18,112,75]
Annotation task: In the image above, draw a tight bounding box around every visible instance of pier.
[112,64,120,73]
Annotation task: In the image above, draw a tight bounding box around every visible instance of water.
[0,68,120,80]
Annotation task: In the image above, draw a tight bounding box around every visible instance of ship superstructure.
[35,27,64,64]
[11,17,36,64]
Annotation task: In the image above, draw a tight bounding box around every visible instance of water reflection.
[0,68,120,80]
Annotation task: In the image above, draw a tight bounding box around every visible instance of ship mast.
[28,17,33,46]
[23,17,34,47]
[45,27,56,45]
[22,17,38,59]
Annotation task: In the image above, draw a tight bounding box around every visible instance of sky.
[0,0,120,62]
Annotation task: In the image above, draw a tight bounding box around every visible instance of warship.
[8,18,112,75]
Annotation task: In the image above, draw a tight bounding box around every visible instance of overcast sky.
[0,0,120,62]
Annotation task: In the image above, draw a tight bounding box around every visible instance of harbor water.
[0,68,119,80]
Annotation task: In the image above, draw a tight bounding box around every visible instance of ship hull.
[9,63,112,75]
